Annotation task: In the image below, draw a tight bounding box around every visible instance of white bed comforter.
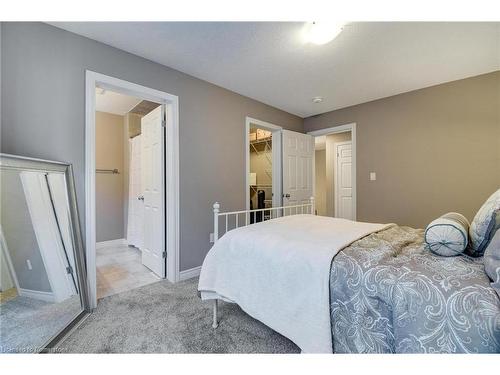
[198,214,389,353]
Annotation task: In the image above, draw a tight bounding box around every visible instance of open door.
[282,130,314,207]
[335,141,354,220]
[140,105,165,278]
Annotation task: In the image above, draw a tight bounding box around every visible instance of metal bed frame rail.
[209,197,315,328]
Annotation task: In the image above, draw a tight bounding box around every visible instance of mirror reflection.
[0,158,86,353]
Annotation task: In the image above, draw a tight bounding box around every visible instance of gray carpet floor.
[1,294,81,353]
[60,278,300,353]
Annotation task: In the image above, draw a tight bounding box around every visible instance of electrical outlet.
[26,259,33,270]
[209,233,214,243]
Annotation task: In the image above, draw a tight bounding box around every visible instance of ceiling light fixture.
[303,22,344,45]
[312,96,323,104]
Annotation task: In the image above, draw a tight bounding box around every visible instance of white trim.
[96,238,127,249]
[245,117,282,210]
[307,123,356,137]
[85,71,180,309]
[308,123,357,221]
[179,266,201,281]
[333,141,353,219]
[18,288,55,303]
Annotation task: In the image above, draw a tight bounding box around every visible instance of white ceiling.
[95,88,142,115]
[53,22,500,117]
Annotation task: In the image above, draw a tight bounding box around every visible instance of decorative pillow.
[484,228,500,298]
[425,212,470,257]
[469,189,500,257]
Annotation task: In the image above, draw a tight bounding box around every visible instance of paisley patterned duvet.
[330,225,500,353]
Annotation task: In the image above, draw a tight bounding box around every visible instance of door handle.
[283,193,290,199]
[138,195,144,201]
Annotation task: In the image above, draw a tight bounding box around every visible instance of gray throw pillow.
[484,229,500,299]
[425,212,469,257]
[469,188,500,256]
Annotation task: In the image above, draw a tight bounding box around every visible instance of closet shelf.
[250,137,272,146]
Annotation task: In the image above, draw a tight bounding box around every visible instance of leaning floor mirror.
[0,153,89,353]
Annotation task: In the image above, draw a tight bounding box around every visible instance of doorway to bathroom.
[309,123,357,220]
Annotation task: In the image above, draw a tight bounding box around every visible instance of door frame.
[308,123,357,220]
[333,141,353,219]
[85,71,180,309]
[245,117,282,210]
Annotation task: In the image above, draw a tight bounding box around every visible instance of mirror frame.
[0,153,90,352]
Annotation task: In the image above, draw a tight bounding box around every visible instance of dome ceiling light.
[303,22,345,45]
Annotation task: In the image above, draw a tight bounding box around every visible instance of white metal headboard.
[213,197,315,242]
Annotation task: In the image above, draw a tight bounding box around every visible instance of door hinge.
[162,251,167,258]
[162,112,167,128]
[66,266,73,275]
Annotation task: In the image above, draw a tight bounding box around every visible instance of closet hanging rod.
[96,168,120,174]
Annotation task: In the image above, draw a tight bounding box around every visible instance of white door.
[141,106,165,277]
[127,135,144,249]
[282,130,314,210]
[335,141,353,220]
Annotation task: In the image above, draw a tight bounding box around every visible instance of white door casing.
[307,123,357,221]
[86,71,179,309]
[334,141,353,220]
[282,130,314,207]
[141,106,165,277]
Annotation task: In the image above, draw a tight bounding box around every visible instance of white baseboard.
[18,288,55,303]
[96,238,127,249]
[179,266,201,281]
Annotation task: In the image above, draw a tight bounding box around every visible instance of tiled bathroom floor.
[96,244,160,300]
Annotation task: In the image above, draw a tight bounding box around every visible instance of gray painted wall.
[305,71,500,227]
[0,170,52,292]
[0,22,303,271]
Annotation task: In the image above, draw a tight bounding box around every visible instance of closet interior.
[249,126,273,222]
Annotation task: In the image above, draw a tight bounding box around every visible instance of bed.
[198,200,500,353]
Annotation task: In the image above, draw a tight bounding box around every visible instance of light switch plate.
[370,172,376,181]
